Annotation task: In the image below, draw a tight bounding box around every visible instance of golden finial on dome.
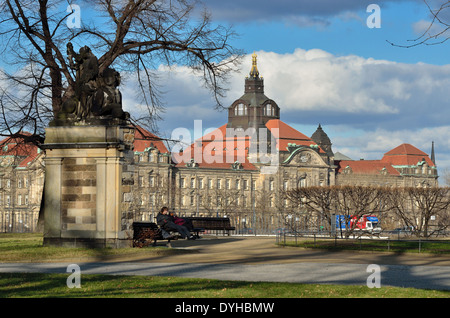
[249,51,260,79]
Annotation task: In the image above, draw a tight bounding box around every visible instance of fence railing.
[276,231,450,254]
[0,210,39,233]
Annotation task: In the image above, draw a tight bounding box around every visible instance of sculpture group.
[55,43,129,124]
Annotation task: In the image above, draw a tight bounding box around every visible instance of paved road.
[0,261,449,290]
[1,237,449,291]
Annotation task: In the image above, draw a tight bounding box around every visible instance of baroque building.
[0,134,44,232]
[335,143,438,187]
[0,54,439,233]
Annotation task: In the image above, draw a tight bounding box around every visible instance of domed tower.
[311,124,334,160]
[226,53,280,159]
[227,52,280,131]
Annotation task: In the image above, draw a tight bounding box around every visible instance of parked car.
[391,226,415,234]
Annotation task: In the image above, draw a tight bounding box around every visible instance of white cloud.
[123,49,450,127]
[332,125,450,170]
[251,50,450,120]
[120,48,450,172]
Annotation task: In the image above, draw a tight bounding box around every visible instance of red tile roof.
[173,124,257,170]
[381,143,434,167]
[0,134,41,168]
[174,120,324,169]
[337,160,400,176]
[133,126,169,154]
[266,119,324,153]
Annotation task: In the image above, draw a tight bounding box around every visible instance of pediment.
[283,146,327,166]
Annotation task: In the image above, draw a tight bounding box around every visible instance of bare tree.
[0,0,242,140]
[387,187,450,237]
[285,185,335,232]
[441,168,450,186]
[335,186,387,237]
[387,0,450,48]
[201,187,240,216]
[286,186,388,237]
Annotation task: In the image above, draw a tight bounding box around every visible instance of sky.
[1,0,449,179]
[125,0,450,178]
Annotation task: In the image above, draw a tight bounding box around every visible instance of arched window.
[266,104,272,116]
[234,103,247,116]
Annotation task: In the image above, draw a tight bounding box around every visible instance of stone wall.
[61,158,97,232]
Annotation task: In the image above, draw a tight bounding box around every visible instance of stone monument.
[42,43,135,248]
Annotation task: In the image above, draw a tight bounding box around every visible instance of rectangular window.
[238,104,245,115]
[149,176,155,187]
[149,194,155,206]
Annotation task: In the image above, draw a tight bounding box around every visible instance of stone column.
[43,158,63,238]
[42,124,135,248]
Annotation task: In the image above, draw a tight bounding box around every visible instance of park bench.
[186,217,235,236]
[132,221,202,247]
[132,222,180,248]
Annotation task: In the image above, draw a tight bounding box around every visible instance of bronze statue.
[56,43,129,124]
[92,68,128,119]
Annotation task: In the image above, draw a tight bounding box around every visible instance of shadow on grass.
[1,273,448,298]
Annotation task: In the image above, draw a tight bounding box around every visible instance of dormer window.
[234,103,247,116]
[265,103,274,116]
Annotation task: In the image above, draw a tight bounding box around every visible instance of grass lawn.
[0,272,448,298]
[0,233,449,298]
[278,238,450,254]
[0,233,191,262]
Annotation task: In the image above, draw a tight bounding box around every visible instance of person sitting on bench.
[157,207,194,240]
[169,211,194,232]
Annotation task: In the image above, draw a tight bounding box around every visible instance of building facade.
[0,135,44,232]
[0,54,439,233]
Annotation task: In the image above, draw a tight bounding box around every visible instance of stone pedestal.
[42,124,135,248]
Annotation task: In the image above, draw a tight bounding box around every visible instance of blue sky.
[145,0,450,179]
[221,2,425,61]
[1,0,449,179]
